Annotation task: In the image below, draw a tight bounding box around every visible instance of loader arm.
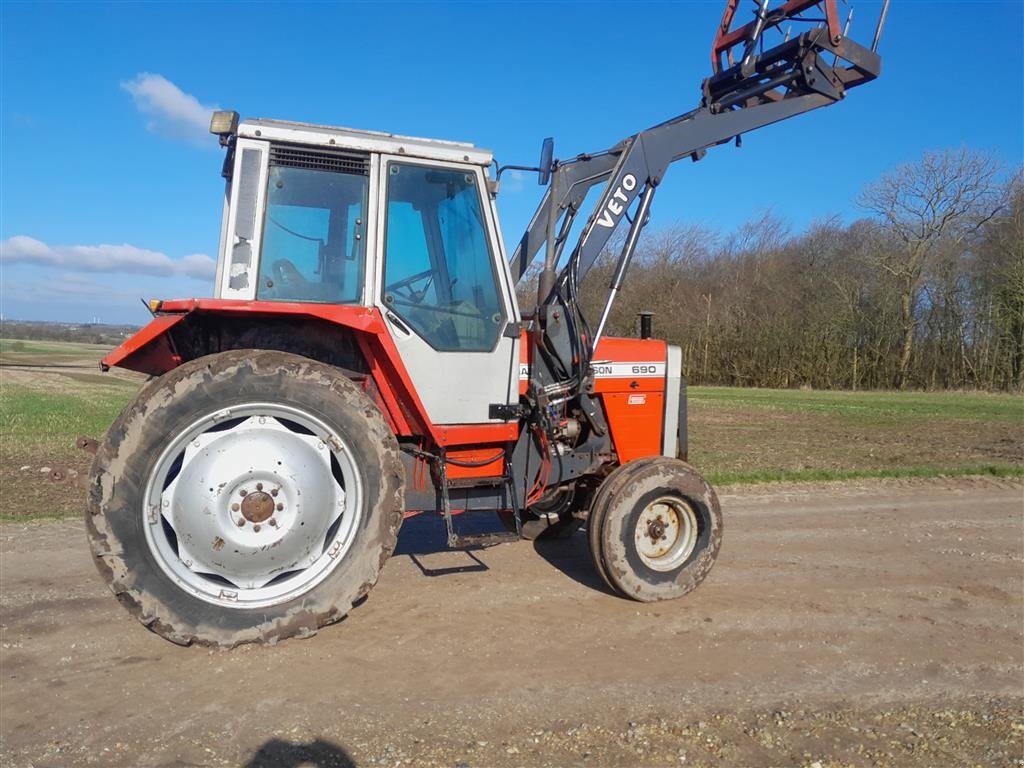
[511,0,885,395]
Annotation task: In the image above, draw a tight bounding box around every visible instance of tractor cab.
[212,116,521,425]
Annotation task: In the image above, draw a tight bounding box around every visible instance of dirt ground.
[1,477,1022,767]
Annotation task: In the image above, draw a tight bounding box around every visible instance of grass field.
[0,337,117,360]
[0,340,141,520]
[689,386,1024,484]
[1,339,1021,520]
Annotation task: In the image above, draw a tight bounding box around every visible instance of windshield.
[256,153,369,304]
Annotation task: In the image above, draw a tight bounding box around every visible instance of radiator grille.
[269,145,369,176]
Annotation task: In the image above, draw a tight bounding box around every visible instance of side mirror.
[538,137,554,186]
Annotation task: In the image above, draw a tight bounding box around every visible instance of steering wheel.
[271,259,310,289]
[260,259,312,299]
[385,269,434,304]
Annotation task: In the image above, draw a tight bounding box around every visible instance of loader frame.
[514,5,883,413]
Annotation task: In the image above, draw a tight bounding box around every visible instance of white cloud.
[0,236,216,280]
[4,273,135,301]
[1,267,213,324]
[504,169,526,194]
[121,73,217,146]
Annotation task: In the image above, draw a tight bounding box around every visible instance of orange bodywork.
[103,301,671,479]
[519,334,669,464]
[591,337,668,463]
[100,300,517,460]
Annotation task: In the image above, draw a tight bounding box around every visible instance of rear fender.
[101,313,187,375]
[101,299,519,448]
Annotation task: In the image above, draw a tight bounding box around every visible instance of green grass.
[0,339,140,520]
[1,384,134,454]
[0,337,113,357]
[689,386,1024,424]
[687,385,1022,486]
[0,508,87,523]
[0,382,138,521]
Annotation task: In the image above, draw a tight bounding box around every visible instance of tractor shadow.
[394,514,615,594]
[532,528,617,596]
[395,513,500,576]
[245,738,355,767]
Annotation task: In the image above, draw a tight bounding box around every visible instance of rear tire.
[86,350,404,647]
[588,457,721,602]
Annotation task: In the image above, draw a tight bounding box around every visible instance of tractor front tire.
[86,350,404,647]
[588,457,721,602]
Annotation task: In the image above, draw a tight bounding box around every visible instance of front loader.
[87,0,886,646]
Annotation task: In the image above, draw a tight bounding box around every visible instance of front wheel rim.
[633,495,699,572]
[143,403,364,609]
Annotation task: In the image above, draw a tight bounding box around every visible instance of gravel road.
[1,477,1022,767]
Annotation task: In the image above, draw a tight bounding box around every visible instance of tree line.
[550,147,1022,391]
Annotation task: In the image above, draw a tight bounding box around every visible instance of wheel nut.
[270,488,279,497]
[276,503,284,511]
[236,518,245,527]
[269,518,278,527]
[231,503,240,512]
[239,489,248,497]
[256,482,263,491]
[253,524,261,533]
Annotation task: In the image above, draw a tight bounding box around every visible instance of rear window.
[256,147,369,304]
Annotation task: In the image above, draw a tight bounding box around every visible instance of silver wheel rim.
[143,403,363,609]
[634,495,699,572]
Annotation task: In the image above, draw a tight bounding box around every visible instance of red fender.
[101,299,518,451]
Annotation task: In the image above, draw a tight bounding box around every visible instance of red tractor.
[87,1,884,646]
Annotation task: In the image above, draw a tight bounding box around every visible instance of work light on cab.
[209,110,239,142]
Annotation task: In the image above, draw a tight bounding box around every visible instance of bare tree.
[512,150,1018,392]
[858,148,1004,389]
[975,171,1024,388]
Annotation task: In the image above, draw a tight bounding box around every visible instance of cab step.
[436,449,523,549]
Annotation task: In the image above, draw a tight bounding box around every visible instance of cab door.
[373,157,519,425]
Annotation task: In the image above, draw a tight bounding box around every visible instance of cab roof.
[239,118,493,167]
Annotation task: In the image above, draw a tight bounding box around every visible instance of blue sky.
[1,0,1021,325]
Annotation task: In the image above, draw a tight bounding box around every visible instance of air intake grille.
[269,145,369,176]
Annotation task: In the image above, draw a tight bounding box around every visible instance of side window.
[383,163,504,351]
[256,149,369,304]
